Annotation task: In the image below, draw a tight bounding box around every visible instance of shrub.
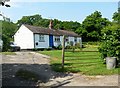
[99,24,120,60]
[57,44,62,50]
[75,43,81,49]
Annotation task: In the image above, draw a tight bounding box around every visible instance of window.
[39,35,45,42]
[74,37,77,42]
[55,36,60,42]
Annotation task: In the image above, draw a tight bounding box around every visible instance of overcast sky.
[0,0,119,23]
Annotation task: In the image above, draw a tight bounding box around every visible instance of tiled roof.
[24,24,80,37]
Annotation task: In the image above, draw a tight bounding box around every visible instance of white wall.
[53,36,61,47]
[34,34,49,48]
[77,37,82,48]
[60,36,82,47]
[68,37,75,46]
[14,25,34,49]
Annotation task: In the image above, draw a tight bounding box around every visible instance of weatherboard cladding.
[24,24,80,37]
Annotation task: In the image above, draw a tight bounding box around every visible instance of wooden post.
[62,35,65,69]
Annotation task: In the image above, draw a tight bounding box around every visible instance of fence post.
[62,35,65,69]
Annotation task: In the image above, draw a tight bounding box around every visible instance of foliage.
[39,49,119,75]
[99,24,120,59]
[2,21,17,51]
[17,14,80,32]
[17,14,42,26]
[83,42,100,46]
[57,44,62,50]
[75,11,111,41]
[112,7,120,23]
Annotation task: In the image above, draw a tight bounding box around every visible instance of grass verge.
[1,52,16,55]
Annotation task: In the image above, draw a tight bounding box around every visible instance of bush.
[65,45,72,49]
[99,25,120,60]
[75,43,81,49]
[52,45,62,50]
[57,44,62,50]
[83,42,100,46]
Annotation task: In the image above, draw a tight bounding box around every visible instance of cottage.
[14,23,82,49]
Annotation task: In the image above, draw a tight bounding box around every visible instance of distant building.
[14,23,82,49]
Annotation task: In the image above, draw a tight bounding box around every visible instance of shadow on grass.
[2,63,72,87]
[51,62,120,75]
[50,63,82,73]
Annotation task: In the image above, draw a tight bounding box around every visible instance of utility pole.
[62,35,65,69]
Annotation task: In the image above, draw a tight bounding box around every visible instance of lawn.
[39,47,119,75]
[1,52,16,55]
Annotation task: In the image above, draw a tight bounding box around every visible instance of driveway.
[1,51,119,87]
[2,51,73,87]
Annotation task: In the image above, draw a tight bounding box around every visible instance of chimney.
[49,20,53,29]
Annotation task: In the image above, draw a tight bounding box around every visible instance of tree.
[2,21,17,51]
[17,14,81,32]
[78,11,111,41]
[99,24,120,60]
[61,21,80,31]
[112,5,120,23]
[17,14,42,26]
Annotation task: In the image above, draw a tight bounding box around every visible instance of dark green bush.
[99,24,120,60]
[57,44,62,50]
[75,43,81,49]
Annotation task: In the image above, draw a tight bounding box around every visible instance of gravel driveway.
[1,51,119,87]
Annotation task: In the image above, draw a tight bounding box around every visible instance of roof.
[24,24,80,37]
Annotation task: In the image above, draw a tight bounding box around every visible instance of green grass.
[1,52,16,55]
[39,47,119,75]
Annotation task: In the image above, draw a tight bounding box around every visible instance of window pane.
[55,36,60,42]
[39,35,44,42]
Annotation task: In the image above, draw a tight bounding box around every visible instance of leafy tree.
[61,21,80,31]
[17,14,42,26]
[112,7,120,23]
[99,24,120,60]
[78,11,111,41]
[52,19,61,29]
[35,19,50,28]
[17,14,81,31]
[2,21,17,51]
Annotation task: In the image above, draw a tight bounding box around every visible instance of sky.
[0,0,119,23]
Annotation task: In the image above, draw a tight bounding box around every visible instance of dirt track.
[1,51,119,87]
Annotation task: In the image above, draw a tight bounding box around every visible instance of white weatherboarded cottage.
[14,24,82,49]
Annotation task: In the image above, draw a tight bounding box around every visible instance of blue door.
[49,35,54,47]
